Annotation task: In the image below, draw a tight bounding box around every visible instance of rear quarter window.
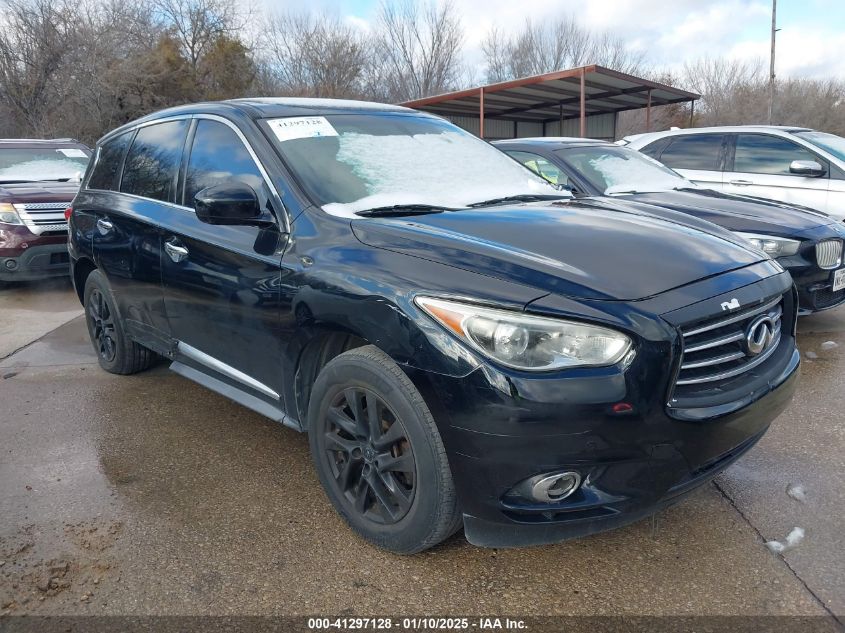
[120,120,189,203]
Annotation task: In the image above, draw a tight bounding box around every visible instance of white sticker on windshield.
[268,116,338,143]
[56,148,88,158]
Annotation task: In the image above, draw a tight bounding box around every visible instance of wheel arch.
[72,256,97,305]
[292,327,370,430]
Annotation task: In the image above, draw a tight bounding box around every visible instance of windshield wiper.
[355,204,456,217]
[0,179,35,184]
[468,194,570,208]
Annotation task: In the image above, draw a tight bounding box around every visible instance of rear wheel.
[83,269,155,375]
[308,345,461,554]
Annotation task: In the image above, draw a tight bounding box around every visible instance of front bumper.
[417,350,797,548]
[792,265,845,313]
[0,241,70,282]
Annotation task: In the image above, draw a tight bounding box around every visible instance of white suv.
[623,126,845,221]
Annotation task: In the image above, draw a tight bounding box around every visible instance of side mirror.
[789,160,826,177]
[194,183,265,225]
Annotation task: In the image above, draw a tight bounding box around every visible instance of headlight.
[734,232,800,257]
[415,297,634,371]
[0,203,23,225]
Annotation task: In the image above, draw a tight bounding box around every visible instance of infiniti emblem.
[745,314,776,356]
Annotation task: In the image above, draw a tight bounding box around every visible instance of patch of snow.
[322,131,560,217]
[820,341,839,351]
[786,484,807,502]
[805,351,819,359]
[571,151,690,195]
[765,527,805,554]
[234,97,408,111]
[0,159,87,181]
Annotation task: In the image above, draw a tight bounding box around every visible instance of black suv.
[69,99,799,553]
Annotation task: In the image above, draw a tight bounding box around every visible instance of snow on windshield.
[0,158,87,182]
[322,131,561,217]
[586,153,689,195]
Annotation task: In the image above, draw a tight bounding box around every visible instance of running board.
[170,361,301,432]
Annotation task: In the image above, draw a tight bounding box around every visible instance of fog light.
[4,259,17,270]
[531,472,581,502]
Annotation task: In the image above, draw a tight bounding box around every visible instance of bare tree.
[152,0,245,74]
[682,57,767,125]
[0,0,76,136]
[374,0,465,101]
[482,16,644,83]
[262,12,372,98]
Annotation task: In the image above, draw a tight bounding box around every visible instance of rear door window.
[88,132,133,191]
[120,120,189,202]
[182,119,266,207]
[658,135,726,171]
[733,134,822,175]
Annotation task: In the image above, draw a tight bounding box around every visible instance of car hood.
[351,199,766,302]
[618,189,835,236]
[0,181,80,203]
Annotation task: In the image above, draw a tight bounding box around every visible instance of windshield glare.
[0,148,90,182]
[559,146,691,195]
[265,113,559,217]
[794,131,845,162]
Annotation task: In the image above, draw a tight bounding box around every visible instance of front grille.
[816,239,843,269]
[12,202,68,235]
[675,295,783,387]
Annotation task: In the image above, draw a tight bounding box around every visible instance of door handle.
[96,218,114,235]
[164,240,189,263]
[729,179,754,186]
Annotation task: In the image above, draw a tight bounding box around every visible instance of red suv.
[0,138,92,285]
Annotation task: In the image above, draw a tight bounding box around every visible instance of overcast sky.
[274,0,845,82]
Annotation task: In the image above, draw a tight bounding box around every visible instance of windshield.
[264,113,560,217]
[558,145,693,195]
[0,147,91,183]
[793,131,845,162]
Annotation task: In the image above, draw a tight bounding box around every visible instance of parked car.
[69,99,798,553]
[622,126,845,221]
[0,138,92,285]
[494,138,845,314]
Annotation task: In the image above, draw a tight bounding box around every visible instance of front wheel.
[83,269,155,375]
[308,346,461,554]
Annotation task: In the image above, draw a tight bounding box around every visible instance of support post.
[689,99,695,128]
[768,0,778,124]
[646,89,652,132]
[479,87,485,139]
[579,69,586,138]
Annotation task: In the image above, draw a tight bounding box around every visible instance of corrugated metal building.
[401,65,698,141]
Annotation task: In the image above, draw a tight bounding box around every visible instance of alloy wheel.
[323,387,417,525]
[88,288,117,362]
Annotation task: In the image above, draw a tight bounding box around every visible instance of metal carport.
[400,65,699,141]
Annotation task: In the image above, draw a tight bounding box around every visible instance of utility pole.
[768,0,778,124]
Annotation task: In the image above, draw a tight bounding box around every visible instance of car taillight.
[64,207,72,220]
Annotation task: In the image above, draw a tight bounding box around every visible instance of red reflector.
[64,207,72,220]
[612,402,633,414]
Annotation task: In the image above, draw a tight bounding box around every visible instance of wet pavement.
[0,282,843,621]
[0,279,82,359]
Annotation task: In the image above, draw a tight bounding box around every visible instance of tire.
[83,269,155,375]
[308,345,462,554]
